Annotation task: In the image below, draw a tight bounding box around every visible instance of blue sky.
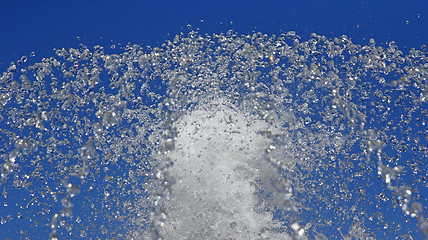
[0,0,427,239]
[1,0,427,71]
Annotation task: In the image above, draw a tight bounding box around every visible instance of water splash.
[0,30,426,239]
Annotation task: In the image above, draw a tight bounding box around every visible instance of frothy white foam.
[160,98,294,239]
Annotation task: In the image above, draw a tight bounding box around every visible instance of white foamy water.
[160,98,291,239]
